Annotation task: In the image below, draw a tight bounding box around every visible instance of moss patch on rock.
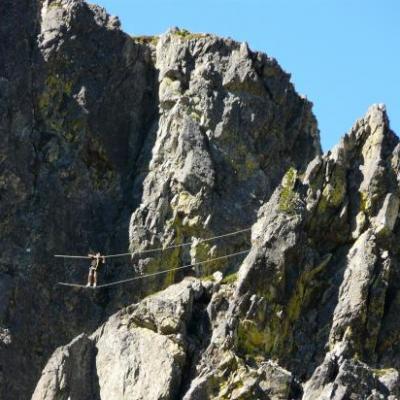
[278,167,298,213]
[172,28,206,40]
[131,35,159,46]
[316,167,346,213]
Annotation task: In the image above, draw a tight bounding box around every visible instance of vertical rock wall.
[0,2,320,399]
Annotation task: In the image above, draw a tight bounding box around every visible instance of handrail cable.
[54,227,251,261]
[57,249,250,289]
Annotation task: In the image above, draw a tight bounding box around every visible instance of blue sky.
[92,0,399,151]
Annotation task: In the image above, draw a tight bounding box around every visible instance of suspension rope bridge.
[57,249,250,289]
[55,226,252,289]
[54,227,251,260]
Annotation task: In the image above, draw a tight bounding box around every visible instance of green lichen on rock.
[244,154,258,175]
[286,255,331,322]
[372,367,397,378]
[316,167,346,213]
[37,72,86,143]
[131,35,159,46]
[278,167,298,213]
[359,190,373,215]
[274,255,331,356]
[137,229,183,291]
[190,111,201,122]
[220,140,259,181]
[183,102,202,123]
[136,191,216,289]
[172,28,206,41]
[48,0,63,9]
[237,319,269,358]
[192,241,216,276]
[38,74,73,116]
[236,254,331,362]
[222,272,238,284]
[237,301,287,360]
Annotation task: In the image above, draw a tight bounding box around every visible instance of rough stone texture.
[1,1,320,398]
[32,101,400,400]
[33,278,209,400]
[222,105,400,398]
[31,334,96,400]
[302,342,398,400]
[6,0,400,399]
[33,277,299,400]
[129,27,320,286]
[1,0,157,398]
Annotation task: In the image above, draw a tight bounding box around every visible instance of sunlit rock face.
[8,0,400,399]
[1,1,321,398]
[32,105,400,399]
[129,27,320,286]
[224,104,400,399]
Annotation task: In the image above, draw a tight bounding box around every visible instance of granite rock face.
[1,0,157,397]
[129,27,320,285]
[1,1,321,399]
[32,106,400,398]
[33,278,209,400]
[223,104,400,399]
[34,109,400,396]
[5,0,400,399]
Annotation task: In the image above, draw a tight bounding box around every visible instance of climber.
[86,252,105,288]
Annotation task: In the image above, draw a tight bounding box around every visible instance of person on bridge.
[86,252,105,288]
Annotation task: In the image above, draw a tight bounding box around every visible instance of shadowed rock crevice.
[177,288,213,399]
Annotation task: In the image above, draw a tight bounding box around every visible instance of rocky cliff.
[33,105,400,400]
[0,1,322,399]
[3,1,399,399]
